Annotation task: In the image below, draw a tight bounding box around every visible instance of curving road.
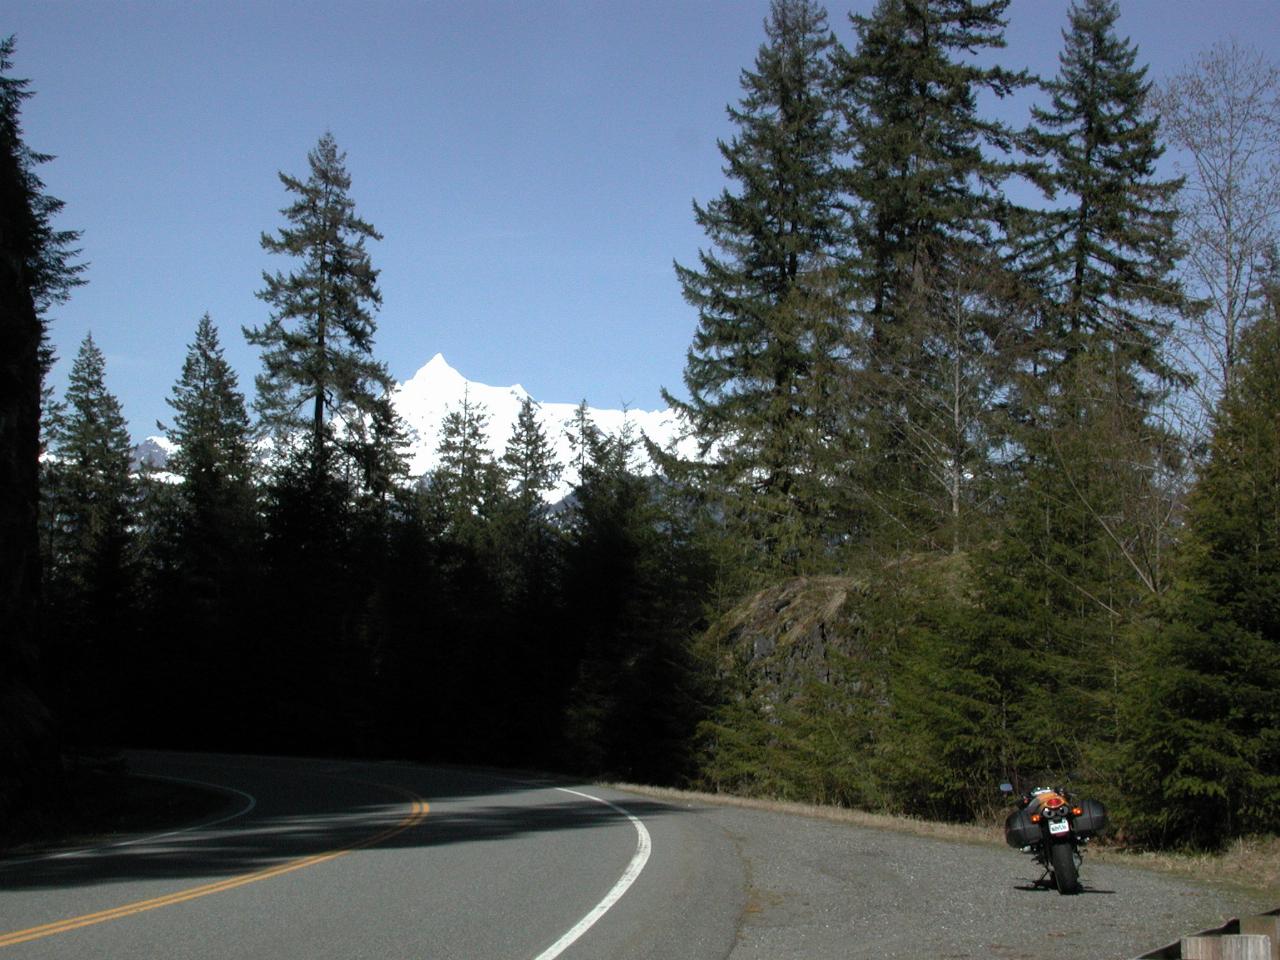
[0,752,741,959]
[0,752,1271,959]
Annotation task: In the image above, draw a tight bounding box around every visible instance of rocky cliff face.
[692,559,976,806]
[702,576,868,691]
[701,555,973,700]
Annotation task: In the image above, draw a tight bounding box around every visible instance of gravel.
[689,803,1275,960]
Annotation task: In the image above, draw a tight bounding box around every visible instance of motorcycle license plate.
[1048,819,1070,836]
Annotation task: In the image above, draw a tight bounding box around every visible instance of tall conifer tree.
[564,418,710,782]
[0,35,82,823]
[246,136,402,737]
[158,314,255,575]
[43,335,135,742]
[1116,285,1280,848]
[487,397,565,760]
[246,132,391,475]
[1013,0,1183,604]
[147,315,258,744]
[667,0,850,574]
[836,0,1033,551]
[1022,0,1181,373]
[978,0,1184,782]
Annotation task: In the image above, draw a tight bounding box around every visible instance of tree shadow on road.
[0,752,677,894]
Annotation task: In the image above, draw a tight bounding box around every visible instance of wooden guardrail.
[1135,909,1279,960]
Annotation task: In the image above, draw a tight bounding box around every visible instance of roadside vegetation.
[3,0,1277,858]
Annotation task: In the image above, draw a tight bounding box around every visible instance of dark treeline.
[6,0,1279,853]
[34,136,715,787]
[41,323,713,783]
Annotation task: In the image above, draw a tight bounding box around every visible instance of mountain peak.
[136,354,695,502]
[409,352,462,382]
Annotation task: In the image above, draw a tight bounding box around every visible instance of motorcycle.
[1001,782,1107,895]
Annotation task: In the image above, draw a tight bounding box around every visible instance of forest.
[3,0,1278,853]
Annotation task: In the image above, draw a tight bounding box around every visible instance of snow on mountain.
[135,354,696,499]
[131,435,178,473]
[394,353,694,498]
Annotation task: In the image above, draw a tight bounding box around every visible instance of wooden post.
[1182,936,1224,960]
[1239,915,1280,960]
[1221,936,1273,960]
[1183,936,1273,960]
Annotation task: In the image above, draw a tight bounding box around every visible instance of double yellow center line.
[0,792,429,949]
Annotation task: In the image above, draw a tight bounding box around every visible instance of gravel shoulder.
[618,788,1276,960]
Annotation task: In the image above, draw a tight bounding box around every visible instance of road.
[0,752,1271,959]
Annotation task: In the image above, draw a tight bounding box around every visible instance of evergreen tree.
[0,34,83,828]
[979,0,1186,780]
[45,336,134,596]
[1014,0,1183,582]
[426,389,501,544]
[341,390,410,507]
[246,132,391,474]
[564,399,602,485]
[43,334,136,743]
[165,314,254,500]
[563,417,711,782]
[1116,291,1280,848]
[835,0,1034,551]
[488,397,565,762]
[667,0,851,573]
[148,315,259,745]
[416,390,512,760]
[0,37,82,370]
[878,592,1008,820]
[1023,0,1181,374]
[501,396,561,521]
[243,134,403,750]
[496,396,562,609]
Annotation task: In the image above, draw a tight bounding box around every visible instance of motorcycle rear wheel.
[1050,841,1079,895]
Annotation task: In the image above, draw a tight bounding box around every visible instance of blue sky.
[8,0,1280,441]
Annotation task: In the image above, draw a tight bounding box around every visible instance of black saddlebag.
[1005,808,1040,848]
[1072,798,1108,836]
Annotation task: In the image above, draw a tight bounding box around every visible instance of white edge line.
[532,787,653,960]
[0,774,257,869]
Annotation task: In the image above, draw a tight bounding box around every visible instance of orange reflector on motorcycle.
[1072,807,1083,816]
[1030,814,1041,823]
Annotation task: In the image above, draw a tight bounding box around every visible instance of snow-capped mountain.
[136,354,696,499]
[396,354,693,498]
[131,435,177,473]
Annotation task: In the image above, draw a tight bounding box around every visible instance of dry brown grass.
[609,783,1004,845]
[608,783,1280,900]
[1089,836,1280,900]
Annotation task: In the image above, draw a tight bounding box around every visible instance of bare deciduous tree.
[1157,41,1280,413]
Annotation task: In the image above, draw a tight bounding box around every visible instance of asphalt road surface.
[0,753,1271,959]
